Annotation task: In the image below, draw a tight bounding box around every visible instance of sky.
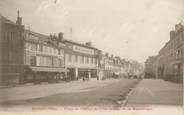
[0,0,184,63]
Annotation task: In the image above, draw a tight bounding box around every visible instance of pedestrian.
[83,76,85,81]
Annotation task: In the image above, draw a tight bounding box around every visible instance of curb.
[116,80,141,107]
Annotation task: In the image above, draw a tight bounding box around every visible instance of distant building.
[145,56,157,78]
[128,61,144,78]
[119,59,130,77]
[103,54,116,79]
[98,53,137,79]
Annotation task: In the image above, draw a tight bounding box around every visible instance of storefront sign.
[73,45,94,55]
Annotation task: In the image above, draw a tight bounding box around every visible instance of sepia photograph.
[0,0,183,114]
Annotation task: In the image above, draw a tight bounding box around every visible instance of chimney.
[58,32,63,41]
[105,52,109,57]
[16,10,22,25]
[85,41,92,46]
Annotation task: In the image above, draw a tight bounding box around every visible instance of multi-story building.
[119,59,129,77]
[99,53,132,79]
[146,23,184,82]
[0,11,145,85]
[62,40,101,80]
[157,23,184,82]
[22,30,67,83]
[113,56,122,76]
[100,53,115,79]
[0,13,24,84]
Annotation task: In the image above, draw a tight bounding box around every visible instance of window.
[45,46,48,52]
[91,57,94,64]
[50,48,53,54]
[43,46,49,53]
[48,47,50,53]
[50,47,53,53]
[37,44,42,52]
[53,57,60,67]
[87,57,89,64]
[53,49,56,54]
[60,49,64,56]
[43,46,46,52]
[84,56,87,64]
[81,56,84,63]
[68,54,72,62]
[94,58,97,64]
[47,47,50,53]
[3,32,7,41]
[30,56,36,66]
[26,42,37,51]
[9,51,13,63]
[56,49,58,54]
[75,55,78,63]
[8,32,12,41]
[37,56,52,66]
[60,58,64,67]
[49,47,51,53]
[89,57,92,64]
[93,58,96,64]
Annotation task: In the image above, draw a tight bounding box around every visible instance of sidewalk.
[126,79,183,106]
[0,79,119,102]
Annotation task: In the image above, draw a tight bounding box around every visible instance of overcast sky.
[0,0,184,63]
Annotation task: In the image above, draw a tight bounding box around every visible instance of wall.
[156,23,184,82]
[1,21,24,84]
[64,42,99,69]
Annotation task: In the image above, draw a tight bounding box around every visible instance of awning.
[28,67,69,72]
[114,72,120,75]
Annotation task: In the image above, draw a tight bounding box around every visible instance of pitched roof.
[24,29,49,43]
[1,16,15,24]
[25,29,48,38]
[63,39,99,50]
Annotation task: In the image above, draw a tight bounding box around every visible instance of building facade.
[144,56,157,78]
[98,53,141,79]
[146,23,184,82]
[0,11,144,85]
[101,54,116,79]
[22,31,67,83]
[157,23,184,82]
[0,14,24,84]
[63,40,101,80]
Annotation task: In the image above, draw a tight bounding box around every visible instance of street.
[1,2,184,115]
[0,78,182,110]
[0,79,139,109]
[126,79,183,106]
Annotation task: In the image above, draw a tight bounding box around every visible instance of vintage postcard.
[0,0,183,115]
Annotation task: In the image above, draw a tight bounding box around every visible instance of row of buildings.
[145,23,184,83]
[0,11,143,84]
